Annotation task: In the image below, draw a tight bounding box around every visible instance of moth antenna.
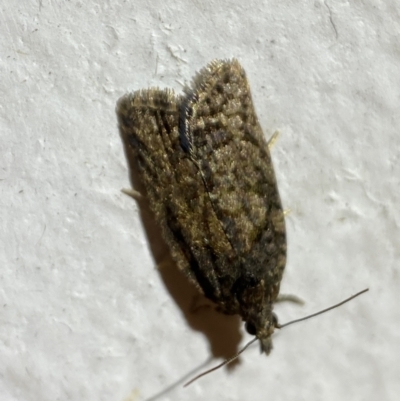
[277,288,369,329]
[184,288,368,387]
[184,337,258,387]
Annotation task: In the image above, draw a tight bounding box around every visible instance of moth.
[118,59,285,354]
[117,60,367,376]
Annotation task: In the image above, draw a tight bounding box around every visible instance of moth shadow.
[117,117,244,367]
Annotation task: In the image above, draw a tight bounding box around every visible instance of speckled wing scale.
[117,59,286,354]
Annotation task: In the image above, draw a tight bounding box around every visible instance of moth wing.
[117,89,236,299]
[184,59,286,292]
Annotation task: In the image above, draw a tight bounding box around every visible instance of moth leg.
[121,187,143,200]
[275,294,304,305]
[267,130,280,149]
[189,294,215,314]
[155,258,175,271]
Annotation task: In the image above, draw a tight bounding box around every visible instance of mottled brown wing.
[183,59,286,302]
[117,89,237,301]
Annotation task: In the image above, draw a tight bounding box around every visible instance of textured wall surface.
[1,1,398,400]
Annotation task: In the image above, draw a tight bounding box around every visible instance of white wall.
[1,1,398,400]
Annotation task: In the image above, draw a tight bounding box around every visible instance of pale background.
[1,1,399,401]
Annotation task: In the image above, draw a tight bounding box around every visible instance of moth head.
[245,312,278,355]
